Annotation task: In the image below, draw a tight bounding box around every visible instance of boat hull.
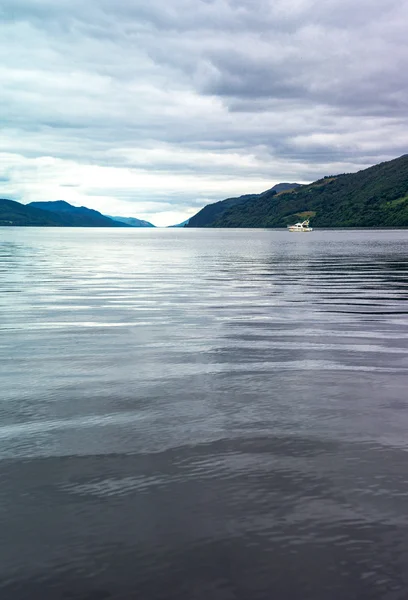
[288,227,313,232]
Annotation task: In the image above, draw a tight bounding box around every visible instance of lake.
[1,227,408,600]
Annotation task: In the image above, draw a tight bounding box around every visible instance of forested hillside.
[191,156,408,228]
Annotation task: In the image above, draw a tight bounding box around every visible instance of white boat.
[287,219,313,232]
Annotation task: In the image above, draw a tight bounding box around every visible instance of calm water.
[1,227,408,600]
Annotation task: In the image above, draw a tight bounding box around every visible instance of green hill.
[0,199,131,227]
[208,155,408,228]
[168,219,190,228]
[186,183,301,227]
[0,199,68,226]
[108,216,155,227]
[28,201,126,227]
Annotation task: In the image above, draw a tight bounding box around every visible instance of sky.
[1,0,408,226]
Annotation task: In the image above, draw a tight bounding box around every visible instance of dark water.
[1,227,408,600]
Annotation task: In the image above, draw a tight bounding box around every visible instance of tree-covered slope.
[168,219,190,227]
[28,201,126,227]
[0,199,138,227]
[186,183,300,227]
[167,219,190,228]
[108,216,155,227]
[0,199,68,226]
[213,155,408,228]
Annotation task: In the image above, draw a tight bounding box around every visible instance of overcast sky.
[1,0,407,225]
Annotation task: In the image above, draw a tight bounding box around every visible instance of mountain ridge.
[168,219,190,228]
[0,199,69,226]
[186,183,301,227]
[108,216,155,227]
[28,200,127,227]
[189,156,408,228]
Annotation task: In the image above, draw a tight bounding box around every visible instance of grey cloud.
[195,18,408,114]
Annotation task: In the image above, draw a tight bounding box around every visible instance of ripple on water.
[1,228,408,599]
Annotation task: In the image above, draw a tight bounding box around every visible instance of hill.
[168,219,190,228]
[108,216,155,227]
[186,183,301,227]
[210,155,408,228]
[0,199,69,226]
[28,201,126,227]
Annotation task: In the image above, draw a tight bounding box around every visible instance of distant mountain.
[210,155,408,228]
[186,183,301,227]
[28,200,126,227]
[0,198,68,226]
[168,219,190,228]
[108,216,155,227]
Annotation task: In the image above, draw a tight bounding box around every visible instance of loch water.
[1,227,408,600]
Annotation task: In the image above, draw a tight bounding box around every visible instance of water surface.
[1,227,408,599]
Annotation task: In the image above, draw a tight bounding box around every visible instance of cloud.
[1,0,407,225]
